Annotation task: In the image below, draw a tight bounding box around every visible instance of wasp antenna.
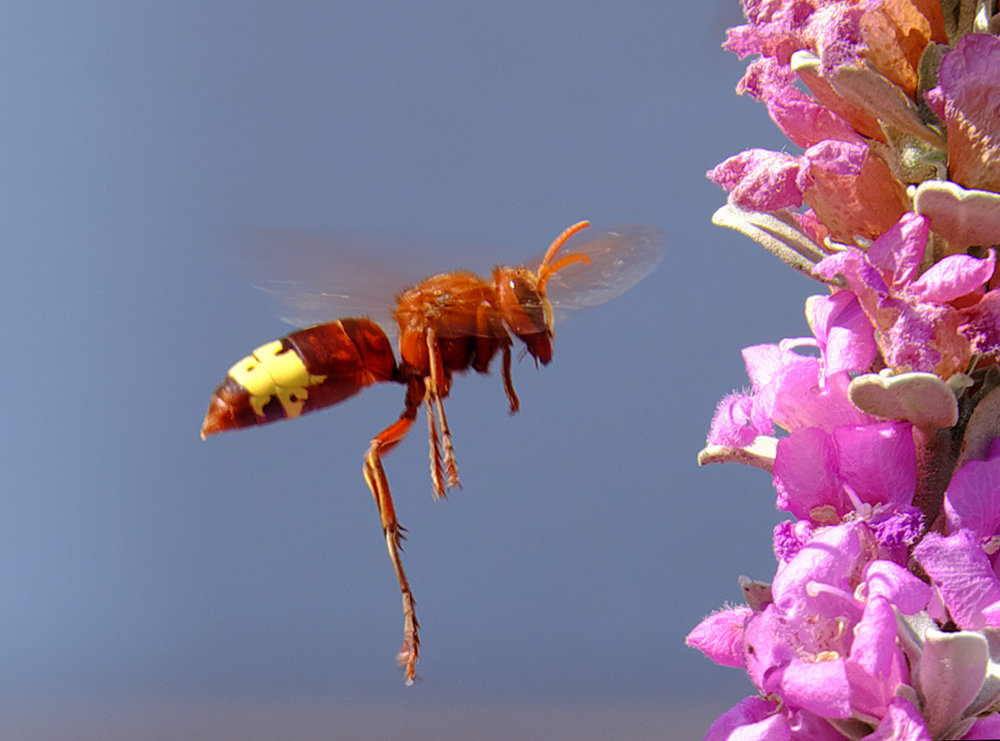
[538,221,590,273]
[537,221,592,292]
[538,252,591,293]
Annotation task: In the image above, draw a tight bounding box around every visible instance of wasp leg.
[500,339,520,415]
[424,392,445,498]
[425,328,460,494]
[474,303,519,415]
[362,378,424,684]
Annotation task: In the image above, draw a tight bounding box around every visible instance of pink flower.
[689,522,929,731]
[773,421,916,521]
[706,338,873,448]
[814,212,995,376]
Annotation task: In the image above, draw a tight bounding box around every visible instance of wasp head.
[493,265,553,364]
[492,221,592,366]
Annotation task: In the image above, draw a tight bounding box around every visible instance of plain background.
[3,2,819,739]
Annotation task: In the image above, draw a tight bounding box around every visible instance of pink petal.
[883,301,945,372]
[806,292,876,375]
[846,596,907,718]
[708,149,804,212]
[723,0,815,64]
[961,289,1000,356]
[773,427,842,518]
[964,714,1000,739]
[742,606,793,695]
[707,391,763,447]
[702,696,789,741]
[833,421,916,508]
[866,213,929,289]
[737,56,798,102]
[771,522,863,614]
[943,450,1000,538]
[814,247,889,301]
[743,343,784,391]
[910,250,996,303]
[808,3,866,72]
[849,596,898,678]
[863,697,932,741]
[780,657,852,718]
[767,86,863,148]
[913,530,1000,630]
[771,363,872,433]
[792,208,830,245]
[863,560,931,614]
[686,606,752,669]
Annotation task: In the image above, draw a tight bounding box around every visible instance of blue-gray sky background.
[3,2,817,738]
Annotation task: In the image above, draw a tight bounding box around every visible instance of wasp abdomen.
[201,318,397,437]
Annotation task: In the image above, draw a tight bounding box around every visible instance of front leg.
[425,327,461,494]
[500,340,520,415]
[474,302,519,415]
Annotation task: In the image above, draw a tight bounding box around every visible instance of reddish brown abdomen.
[201,318,397,437]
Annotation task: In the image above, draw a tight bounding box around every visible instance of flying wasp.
[201,220,664,683]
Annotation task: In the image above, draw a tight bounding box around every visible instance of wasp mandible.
[201,220,664,683]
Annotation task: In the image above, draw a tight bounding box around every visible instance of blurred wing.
[225,227,492,332]
[542,224,666,314]
[223,223,664,334]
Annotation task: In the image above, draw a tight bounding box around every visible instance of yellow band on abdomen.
[228,340,327,418]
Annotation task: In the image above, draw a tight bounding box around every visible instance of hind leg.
[362,378,424,684]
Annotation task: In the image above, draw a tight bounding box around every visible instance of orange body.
[201,221,618,683]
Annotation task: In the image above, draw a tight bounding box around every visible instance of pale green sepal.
[712,204,829,282]
[848,371,958,429]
